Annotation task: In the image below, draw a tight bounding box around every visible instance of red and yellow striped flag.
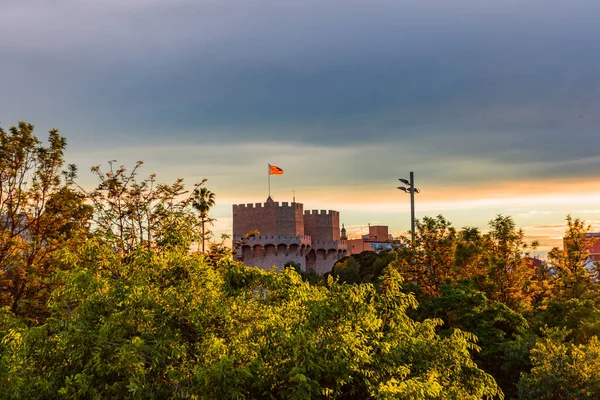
[269,164,283,175]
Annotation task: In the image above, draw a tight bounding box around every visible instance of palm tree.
[192,187,216,253]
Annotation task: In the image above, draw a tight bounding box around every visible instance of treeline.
[0,122,598,399]
[329,215,600,398]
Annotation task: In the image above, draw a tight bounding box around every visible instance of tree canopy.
[1,243,501,399]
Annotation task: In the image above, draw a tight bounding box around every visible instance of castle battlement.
[231,203,265,209]
[234,202,303,211]
[235,234,313,251]
[304,209,338,216]
[235,234,312,242]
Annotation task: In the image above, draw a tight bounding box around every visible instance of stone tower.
[232,198,347,273]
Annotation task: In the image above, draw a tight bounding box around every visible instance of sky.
[2,0,600,255]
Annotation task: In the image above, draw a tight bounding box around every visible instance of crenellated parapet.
[303,209,338,215]
[233,234,312,247]
[233,199,304,238]
[303,209,340,242]
[233,201,304,211]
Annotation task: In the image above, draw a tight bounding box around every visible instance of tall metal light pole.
[398,171,419,246]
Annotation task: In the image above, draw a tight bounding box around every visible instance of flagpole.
[268,163,271,197]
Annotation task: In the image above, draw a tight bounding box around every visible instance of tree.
[85,161,203,255]
[340,251,396,283]
[283,260,302,271]
[454,226,488,282]
[412,280,529,398]
[518,327,600,399]
[533,299,600,345]
[0,122,90,318]
[396,215,458,295]
[480,215,540,311]
[192,186,215,253]
[345,251,378,281]
[332,257,362,284]
[547,216,598,301]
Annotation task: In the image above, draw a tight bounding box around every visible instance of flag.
[269,164,283,175]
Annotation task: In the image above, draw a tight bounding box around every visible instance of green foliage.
[547,216,599,301]
[480,215,540,311]
[454,227,487,283]
[299,268,324,285]
[518,327,600,399]
[352,251,380,276]
[533,299,600,344]
[86,161,204,255]
[501,333,537,399]
[192,186,216,253]
[412,281,529,398]
[283,260,303,273]
[332,251,398,285]
[396,215,458,294]
[332,257,362,284]
[0,122,90,319]
[394,214,540,311]
[0,243,501,399]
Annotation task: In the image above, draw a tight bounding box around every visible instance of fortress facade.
[232,197,347,274]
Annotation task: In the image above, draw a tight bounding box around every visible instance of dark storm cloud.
[2,0,600,182]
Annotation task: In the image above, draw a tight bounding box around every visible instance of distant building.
[584,233,600,262]
[525,257,544,269]
[232,197,347,274]
[346,225,401,255]
[560,232,600,273]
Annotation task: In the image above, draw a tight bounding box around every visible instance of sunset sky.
[2,0,600,255]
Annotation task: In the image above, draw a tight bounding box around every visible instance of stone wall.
[276,202,305,236]
[237,235,312,271]
[305,247,347,274]
[303,210,340,242]
[233,200,304,237]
